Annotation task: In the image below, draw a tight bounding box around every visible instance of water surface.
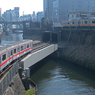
[31,58,95,95]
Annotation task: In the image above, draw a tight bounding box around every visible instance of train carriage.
[0,40,33,72]
[60,19,95,27]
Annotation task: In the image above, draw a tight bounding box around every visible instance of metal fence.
[0,62,18,95]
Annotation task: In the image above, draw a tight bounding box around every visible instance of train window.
[2,54,6,61]
[92,21,95,24]
[27,44,29,48]
[72,22,74,24]
[11,50,13,56]
[78,21,80,24]
[85,21,87,24]
[14,49,16,54]
[21,46,23,51]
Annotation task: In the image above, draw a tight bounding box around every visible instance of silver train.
[0,40,33,72]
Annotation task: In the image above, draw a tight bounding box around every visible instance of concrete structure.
[20,44,58,70]
[43,0,54,21]
[19,14,32,21]
[0,62,18,95]
[0,8,2,16]
[53,0,59,22]
[68,12,95,21]
[0,42,58,95]
[2,7,19,22]
[32,11,37,21]
[43,0,95,21]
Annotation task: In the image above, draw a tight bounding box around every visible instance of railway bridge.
[0,41,58,95]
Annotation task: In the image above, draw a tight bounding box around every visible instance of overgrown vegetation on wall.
[24,89,35,95]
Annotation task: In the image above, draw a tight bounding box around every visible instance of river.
[31,57,95,95]
[1,32,95,95]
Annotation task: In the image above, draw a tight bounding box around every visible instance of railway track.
[0,42,50,80]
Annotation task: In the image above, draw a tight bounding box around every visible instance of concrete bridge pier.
[25,68,30,78]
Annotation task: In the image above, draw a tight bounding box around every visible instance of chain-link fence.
[0,62,18,95]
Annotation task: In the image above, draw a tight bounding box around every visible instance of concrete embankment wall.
[59,30,95,71]
[20,44,58,70]
[61,30,95,45]
[4,73,25,95]
[23,28,42,41]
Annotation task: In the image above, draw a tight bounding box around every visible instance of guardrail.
[33,43,47,50]
[0,62,18,95]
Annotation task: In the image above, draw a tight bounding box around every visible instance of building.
[2,7,19,22]
[53,0,59,22]
[37,12,44,22]
[19,14,32,21]
[58,0,95,21]
[0,8,2,16]
[43,0,54,21]
[32,11,37,21]
[43,0,95,22]
[68,12,95,21]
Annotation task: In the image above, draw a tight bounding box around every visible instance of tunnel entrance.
[42,32,50,42]
[51,33,58,43]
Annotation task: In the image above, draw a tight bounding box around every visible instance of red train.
[0,40,33,72]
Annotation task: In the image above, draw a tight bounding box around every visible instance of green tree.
[41,17,52,31]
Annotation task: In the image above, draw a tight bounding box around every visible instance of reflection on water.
[1,32,95,95]
[31,58,95,95]
[0,32,23,45]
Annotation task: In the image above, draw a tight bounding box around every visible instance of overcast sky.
[0,0,43,16]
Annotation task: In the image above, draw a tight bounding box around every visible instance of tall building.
[44,0,95,22]
[2,7,19,22]
[58,0,95,21]
[19,14,32,21]
[43,0,55,21]
[0,8,2,16]
[53,0,59,22]
[37,12,44,21]
[32,11,37,21]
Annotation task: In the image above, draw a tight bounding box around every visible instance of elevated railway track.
[0,41,50,81]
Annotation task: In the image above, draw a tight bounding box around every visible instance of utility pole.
[76,9,77,30]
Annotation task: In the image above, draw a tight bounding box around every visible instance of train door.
[24,44,26,54]
[27,44,29,53]
[29,43,31,51]
[1,53,7,70]
[0,56,1,72]
[13,48,17,60]
[20,45,24,56]
[10,50,13,63]
[7,51,10,65]
[17,46,20,58]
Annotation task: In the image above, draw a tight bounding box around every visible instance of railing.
[0,62,18,95]
[33,43,47,50]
